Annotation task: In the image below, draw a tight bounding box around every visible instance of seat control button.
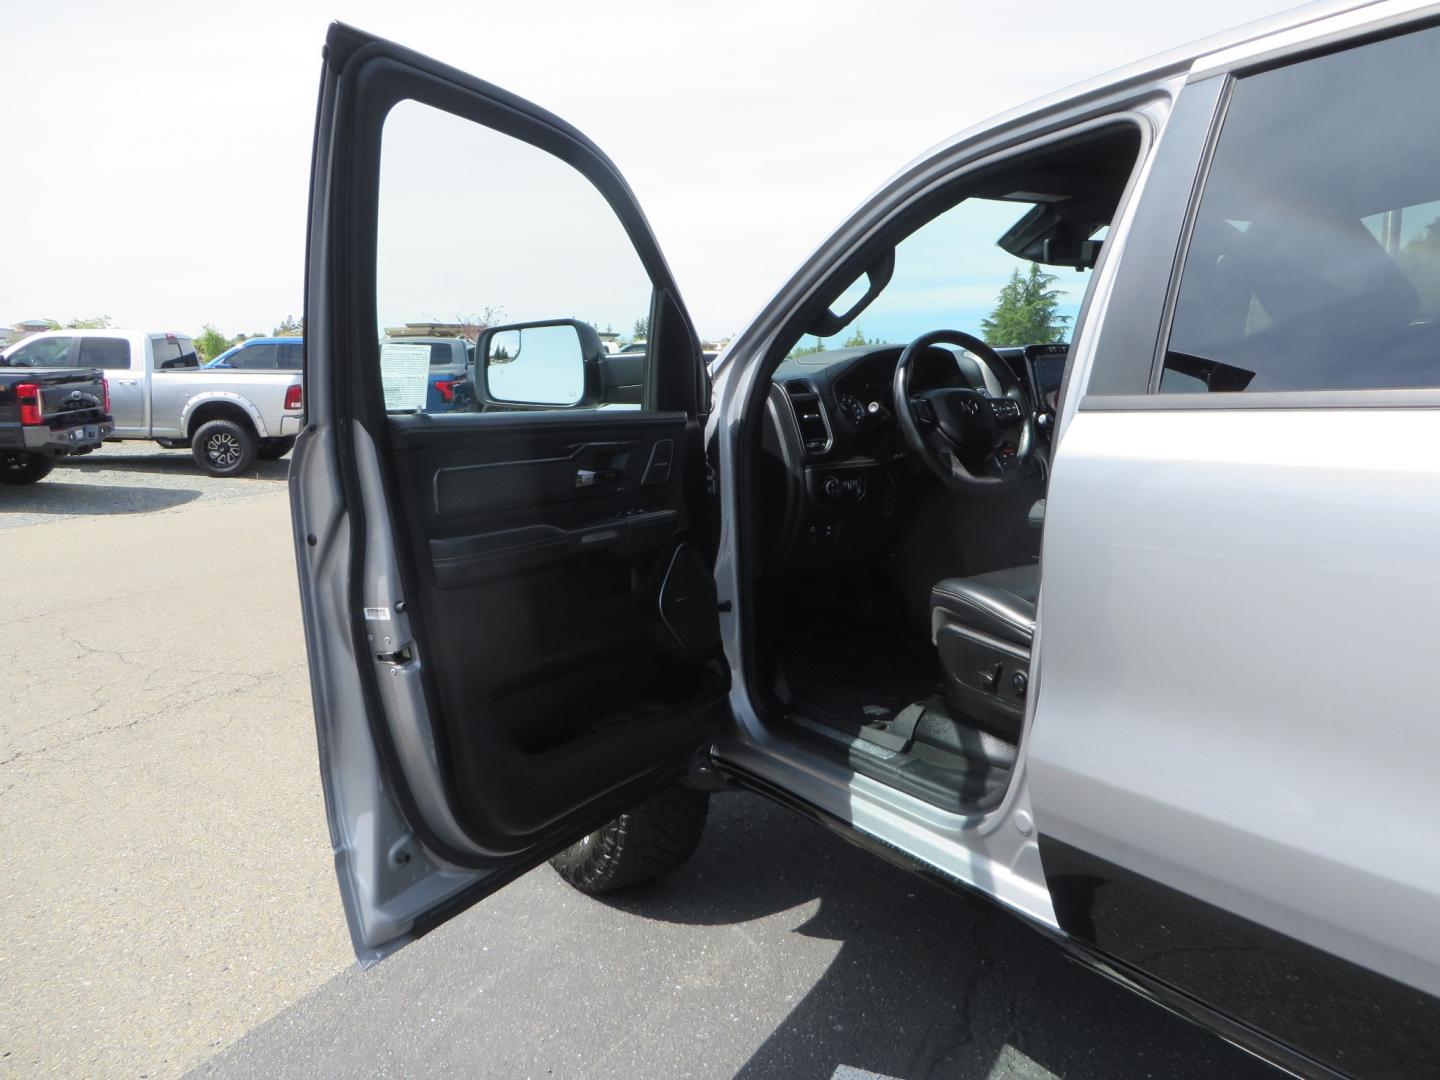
[978,663,1002,691]
[1011,671,1028,698]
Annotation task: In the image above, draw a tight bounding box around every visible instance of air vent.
[782,380,833,456]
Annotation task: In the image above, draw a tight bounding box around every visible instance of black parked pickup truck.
[0,368,113,485]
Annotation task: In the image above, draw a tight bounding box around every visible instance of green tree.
[632,316,649,341]
[1399,216,1440,314]
[194,324,233,362]
[842,326,879,348]
[980,263,1070,346]
[787,336,827,359]
[273,314,304,337]
[64,315,112,329]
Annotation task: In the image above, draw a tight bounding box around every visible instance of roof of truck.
[908,0,1403,171]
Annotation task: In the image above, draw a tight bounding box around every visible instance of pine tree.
[980,263,1071,346]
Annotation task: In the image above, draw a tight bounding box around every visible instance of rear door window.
[151,335,200,370]
[78,337,133,369]
[275,341,304,368]
[234,343,278,369]
[1161,25,1440,394]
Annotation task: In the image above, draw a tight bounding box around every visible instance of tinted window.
[5,336,76,367]
[275,341,304,369]
[152,336,200,370]
[1162,26,1440,394]
[427,342,461,367]
[234,343,278,369]
[78,337,133,369]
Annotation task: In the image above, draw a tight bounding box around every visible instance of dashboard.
[759,340,1065,571]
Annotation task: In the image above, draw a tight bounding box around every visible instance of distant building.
[1,319,55,346]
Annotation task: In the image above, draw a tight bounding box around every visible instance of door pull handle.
[575,468,621,489]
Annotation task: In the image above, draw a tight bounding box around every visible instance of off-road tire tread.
[550,784,709,895]
[191,418,257,477]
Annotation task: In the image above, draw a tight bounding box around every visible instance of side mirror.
[475,319,604,407]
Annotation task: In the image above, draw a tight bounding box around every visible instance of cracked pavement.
[1,468,350,1078]
[2,448,1279,1079]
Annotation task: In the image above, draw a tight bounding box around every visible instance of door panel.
[1033,408,1440,1076]
[387,411,723,851]
[76,336,144,433]
[296,22,725,963]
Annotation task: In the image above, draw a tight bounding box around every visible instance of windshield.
[793,198,1097,355]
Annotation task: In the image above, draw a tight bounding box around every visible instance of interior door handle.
[575,468,621,488]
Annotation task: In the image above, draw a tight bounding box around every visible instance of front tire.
[0,452,55,485]
[256,436,296,461]
[550,784,709,895]
[191,418,257,477]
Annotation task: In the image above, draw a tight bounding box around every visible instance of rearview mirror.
[477,319,601,407]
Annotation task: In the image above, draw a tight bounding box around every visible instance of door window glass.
[78,337,132,369]
[275,342,304,369]
[1162,26,1440,393]
[376,100,654,413]
[234,343,278,369]
[5,336,76,367]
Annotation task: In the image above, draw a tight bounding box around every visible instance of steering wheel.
[892,329,1033,489]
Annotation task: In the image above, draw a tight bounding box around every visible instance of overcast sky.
[2,0,1295,340]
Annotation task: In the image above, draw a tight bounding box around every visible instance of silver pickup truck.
[0,329,303,475]
[293,7,1440,1077]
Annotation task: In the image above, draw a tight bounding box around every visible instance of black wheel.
[191,418,257,477]
[550,783,710,895]
[0,452,55,485]
[257,436,296,461]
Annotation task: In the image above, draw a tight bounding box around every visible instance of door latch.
[375,642,414,665]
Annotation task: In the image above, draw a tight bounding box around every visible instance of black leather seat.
[930,564,1039,742]
[930,564,1039,647]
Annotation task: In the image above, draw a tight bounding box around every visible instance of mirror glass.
[487,323,585,405]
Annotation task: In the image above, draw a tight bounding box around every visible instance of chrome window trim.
[1082,389,1440,411]
[1189,0,1440,82]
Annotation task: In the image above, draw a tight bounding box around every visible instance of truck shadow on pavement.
[55,453,291,482]
[607,793,1279,1080]
[1,481,202,516]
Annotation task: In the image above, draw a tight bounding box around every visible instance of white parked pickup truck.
[0,329,303,475]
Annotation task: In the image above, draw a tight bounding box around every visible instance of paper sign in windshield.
[379,343,430,411]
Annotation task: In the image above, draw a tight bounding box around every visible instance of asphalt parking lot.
[3,444,1280,1079]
